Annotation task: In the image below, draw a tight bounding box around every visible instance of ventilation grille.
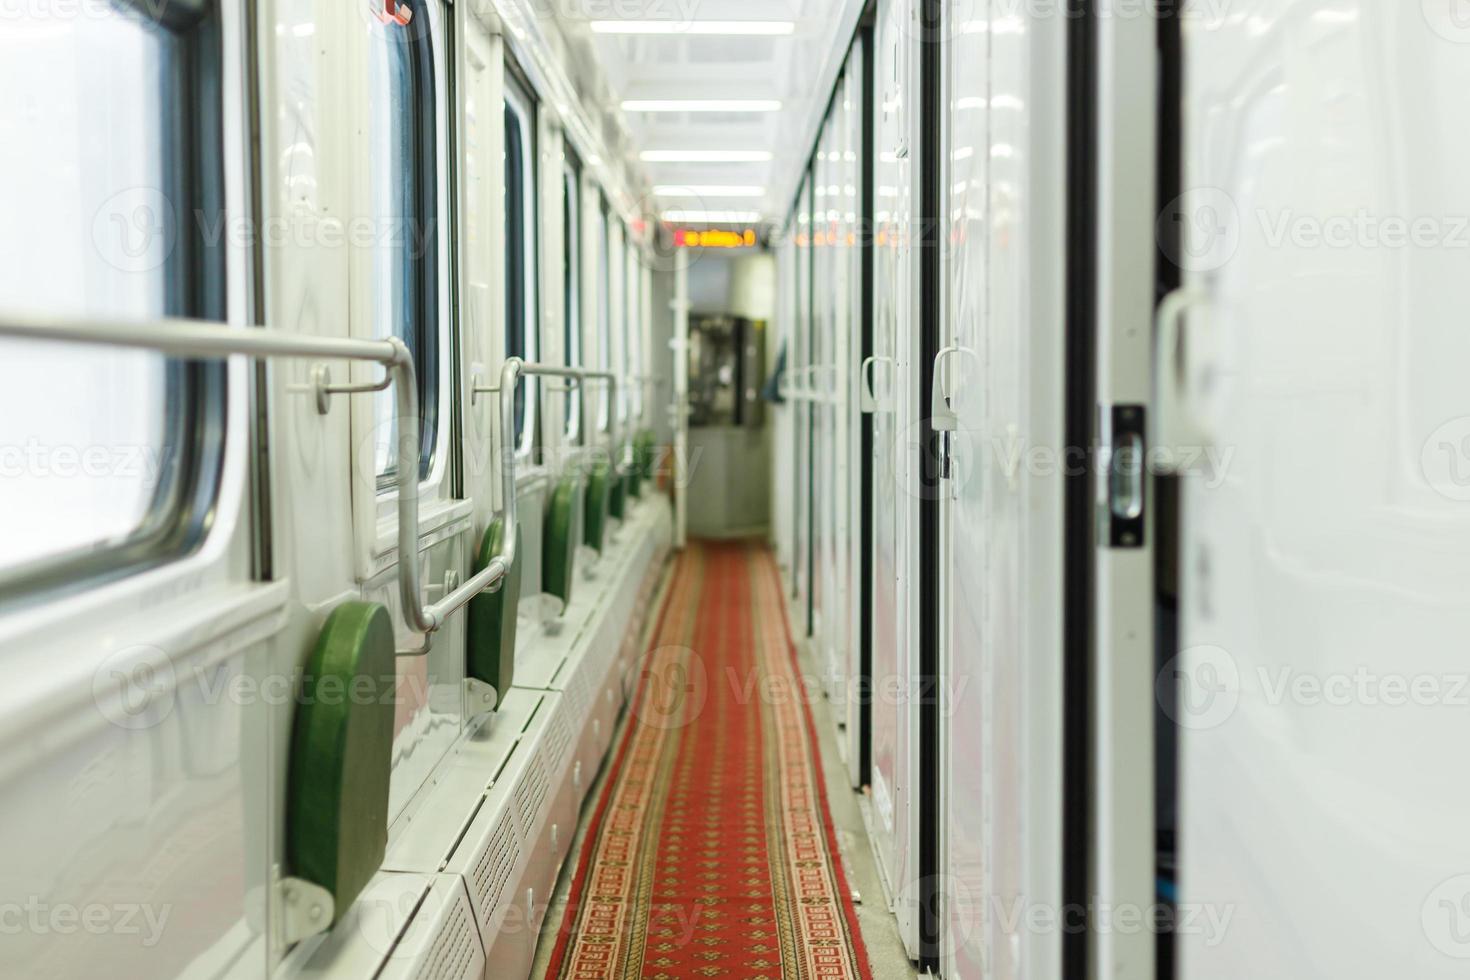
[516,753,551,836]
[544,710,573,775]
[470,813,520,930]
[413,890,479,980]
[566,667,593,722]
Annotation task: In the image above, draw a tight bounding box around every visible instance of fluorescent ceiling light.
[590,20,795,35]
[661,209,763,224]
[622,99,782,113]
[641,149,773,163]
[653,185,766,197]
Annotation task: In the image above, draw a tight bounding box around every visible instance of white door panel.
[871,0,922,954]
[1177,4,1470,978]
[939,4,1069,977]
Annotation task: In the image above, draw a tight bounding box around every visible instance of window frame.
[610,219,627,426]
[502,67,540,460]
[369,0,443,493]
[562,146,583,444]
[595,195,613,433]
[0,1,228,606]
[626,236,643,424]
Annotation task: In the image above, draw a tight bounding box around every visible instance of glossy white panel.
[869,0,922,953]
[1177,3,1470,977]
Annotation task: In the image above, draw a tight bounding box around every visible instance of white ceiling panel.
[554,0,862,225]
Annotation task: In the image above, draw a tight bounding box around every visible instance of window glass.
[563,163,582,441]
[369,3,439,485]
[628,245,644,422]
[0,3,223,589]
[595,200,612,431]
[504,78,538,454]
[611,225,626,424]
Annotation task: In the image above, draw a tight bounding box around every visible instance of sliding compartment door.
[1173,6,1470,979]
[869,0,922,954]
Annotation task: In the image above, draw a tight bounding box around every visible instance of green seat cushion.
[543,475,579,607]
[608,458,628,520]
[287,601,396,923]
[584,461,612,553]
[626,456,643,499]
[635,430,657,481]
[467,518,521,695]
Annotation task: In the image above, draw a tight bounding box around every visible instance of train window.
[503,74,538,456]
[563,156,582,442]
[611,225,627,424]
[595,198,612,432]
[369,1,439,486]
[0,1,225,595]
[628,246,644,423]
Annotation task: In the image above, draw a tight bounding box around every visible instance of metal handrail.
[472,361,618,447]
[575,372,628,471]
[0,313,517,649]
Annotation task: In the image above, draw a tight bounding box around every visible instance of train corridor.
[532,540,909,980]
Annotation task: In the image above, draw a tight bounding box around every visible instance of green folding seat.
[543,474,580,608]
[287,601,396,925]
[584,460,612,553]
[467,517,521,697]
[635,430,658,482]
[609,452,628,520]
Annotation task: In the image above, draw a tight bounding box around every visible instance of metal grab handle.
[479,364,622,465]
[577,374,628,471]
[1153,286,1211,455]
[860,356,896,414]
[0,311,522,653]
[930,345,977,432]
[859,356,879,413]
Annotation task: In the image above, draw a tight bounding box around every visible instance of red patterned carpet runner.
[545,540,872,980]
